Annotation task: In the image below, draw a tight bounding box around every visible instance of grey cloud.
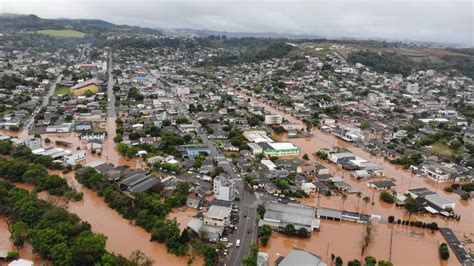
[2,0,473,45]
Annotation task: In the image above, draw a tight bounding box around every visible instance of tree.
[380,190,395,204]
[162,119,171,127]
[360,223,375,256]
[335,256,343,266]
[340,193,348,210]
[316,150,328,160]
[388,216,395,223]
[365,256,377,266]
[360,121,371,130]
[296,227,310,238]
[356,192,362,209]
[439,243,449,260]
[257,204,266,218]
[378,260,394,266]
[283,224,296,236]
[70,232,107,265]
[259,225,273,246]
[362,196,371,213]
[129,250,154,266]
[10,221,29,247]
[6,250,19,260]
[404,194,422,214]
[302,153,309,160]
[348,259,361,266]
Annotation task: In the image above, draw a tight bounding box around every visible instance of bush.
[7,250,20,260]
[439,243,449,260]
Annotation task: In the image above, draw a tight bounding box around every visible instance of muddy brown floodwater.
[62,171,202,265]
[260,220,459,266]
[236,90,473,265]
[0,217,46,265]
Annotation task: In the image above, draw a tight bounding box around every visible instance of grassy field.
[35,29,86,38]
[288,43,332,58]
[427,141,455,157]
[54,86,71,95]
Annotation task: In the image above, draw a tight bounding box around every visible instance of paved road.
[195,126,258,265]
[106,50,116,118]
[23,74,63,130]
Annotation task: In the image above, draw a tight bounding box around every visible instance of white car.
[220,238,228,242]
[236,239,240,247]
[226,243,233,248]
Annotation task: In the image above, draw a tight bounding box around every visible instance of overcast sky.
[2,0,473,45]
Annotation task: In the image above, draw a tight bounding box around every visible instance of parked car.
[236,239,240,247]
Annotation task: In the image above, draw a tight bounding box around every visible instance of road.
[106,49,116,118]
[195,124,258,265]
[23,74,63,130]
[161,73,259,265]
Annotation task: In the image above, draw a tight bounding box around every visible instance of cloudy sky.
[2,0,473,45]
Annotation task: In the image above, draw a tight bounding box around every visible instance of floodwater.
[0,217,46,265]
[167,207,199,231]
[236,90,474,262]
[260,220,460,266]
[1,117,143,169]
[62,172,201,265]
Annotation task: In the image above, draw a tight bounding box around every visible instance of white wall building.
[64,150,86,164]
[213,174,235,201]
[265,114,283,125]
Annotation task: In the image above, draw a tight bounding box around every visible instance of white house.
[64,150,86,164]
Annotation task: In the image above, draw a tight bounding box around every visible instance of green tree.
[380,190,395,204]
[259,225,273,246]
[378,260,394,266]
[283,224,295,236]
[348,259,361,266]
[439,243,449,260]
[10,221,29,247]
[70,232,107,265]
[365,256,377,266]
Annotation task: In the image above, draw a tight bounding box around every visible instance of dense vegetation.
[0,141,82,200]
[199,40,294,66]
[0,180,138,265]
[76,168,191,256]
[348,50,413,76]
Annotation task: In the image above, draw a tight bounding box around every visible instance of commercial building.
[70,78,100,96]
[181,145,211,158]
[259,201,320,231]
[213,174,235,201]
[243,131,274,143]
[260,142,300,157]
[276,248,327,266]
[408,188,456,211]
[203,205,232,227]
[421,164,455,183]
[265,114,283,125]
[64,150,86,164]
